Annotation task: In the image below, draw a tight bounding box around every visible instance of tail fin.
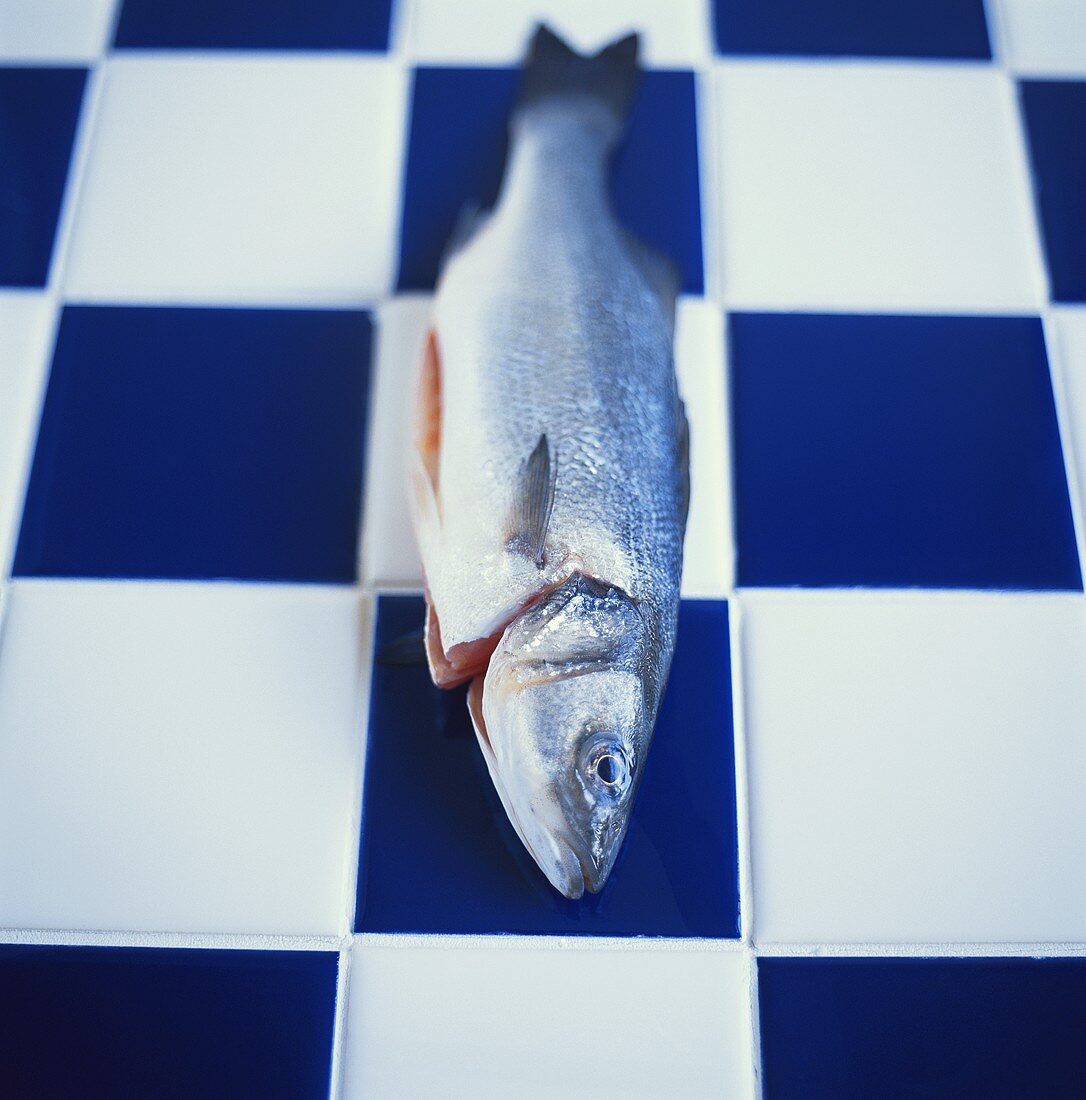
[517,24,640,146]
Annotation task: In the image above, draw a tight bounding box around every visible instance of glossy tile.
[710,64,1041,311]
[0,66,85,287]
[403,0,711,67]
[729,312,1080,590]
[15,306,370,583]
[355,595,739,937]
[114,0,392,50]
[0,580,364,934]
[0,1,115,61]
[1020,80,1086,303]
[397,67,702,293]
[997,1,1086,76]
[758,957,1086,1100]
[344,940,754,1099]
[361,296,731,597]
[64,56,406,304]
[0,945,338,1100]
[743,591,1086,943]
[0,293,54,574]
[1052,308,1086,555]
[711,0,990,59]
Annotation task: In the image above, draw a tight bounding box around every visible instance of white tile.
[1052,308,1086,570]
[65,56,407,305]
[708,63,1042,312]
[361,295,731,597]
[742,590,1086,944]
[0,0,115,62]
[0,579,365,935]
[997,0,1086,75]
[403,0,710,68]
[360,295,429,589]
[0,293,55,575]
[677,298,731,597]
[342,940,754,1099]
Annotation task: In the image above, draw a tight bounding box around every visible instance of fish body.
[412,26,688,898]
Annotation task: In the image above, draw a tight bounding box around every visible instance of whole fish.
[411,24,688,898]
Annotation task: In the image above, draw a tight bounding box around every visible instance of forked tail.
[516,24,641,148]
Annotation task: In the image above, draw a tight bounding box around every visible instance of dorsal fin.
[506,433,556,569]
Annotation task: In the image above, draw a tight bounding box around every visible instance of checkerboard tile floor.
[1,1,1084,1096]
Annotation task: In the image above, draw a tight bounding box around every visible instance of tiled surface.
[0,66,86,287]
[114,0,393,51]
[711,0,991,60]
[356,596,739,937]
[343,940,754,1098]
[1,0,1085,1095]
[397,66,702,292]
[1019,80,1086,303]
[742,591,1086,944]
[14,306,371,582]
[64,56,407,304]
[758,957,1086,1099]
[729,312,1080,590]
[0,580,365,934]
[708,64,1042,311]
[0,945,339,1099]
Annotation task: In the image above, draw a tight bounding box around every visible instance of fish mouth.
[467,677,592,900]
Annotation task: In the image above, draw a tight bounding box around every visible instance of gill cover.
[468,572,654,898]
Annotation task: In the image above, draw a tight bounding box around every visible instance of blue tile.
[711,0,990,59]
[729,313,1081,590]
[758,957,1086,1100]
[114,0,392,50]
[14,306,370,583]
[0,67,85,287]
[356,596,739,937]
[1020,81,1086,304]
[396,68,703,293]
[0,945,337,1099]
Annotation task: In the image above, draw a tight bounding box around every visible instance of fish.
[410,24,689,899]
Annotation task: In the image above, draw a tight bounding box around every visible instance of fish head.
[470,573,655,899]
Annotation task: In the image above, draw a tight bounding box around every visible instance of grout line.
[0,927,345,951]
[349,932,749,952]
[5,925,1084,959]
[728,598,755,946]
[755,941,1086,958]
[98,48,408,63]
[728,586,1085,602]
[57,296,387,311]
[709,55,1002,73]
[4,575,363,594]
[719,300,1050,317]
[744,944,764,1099]
[327,946,353,1100]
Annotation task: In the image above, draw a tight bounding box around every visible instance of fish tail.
[517,24,640,148]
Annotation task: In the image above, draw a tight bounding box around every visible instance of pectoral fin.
[506,433,556,570]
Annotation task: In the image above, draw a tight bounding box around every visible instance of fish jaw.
[468,677,588,899]
[467,576,652,899]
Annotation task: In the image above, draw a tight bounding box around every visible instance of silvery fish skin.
[411,26,688,899]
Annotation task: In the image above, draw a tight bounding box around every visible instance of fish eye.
[583,739,631,797]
